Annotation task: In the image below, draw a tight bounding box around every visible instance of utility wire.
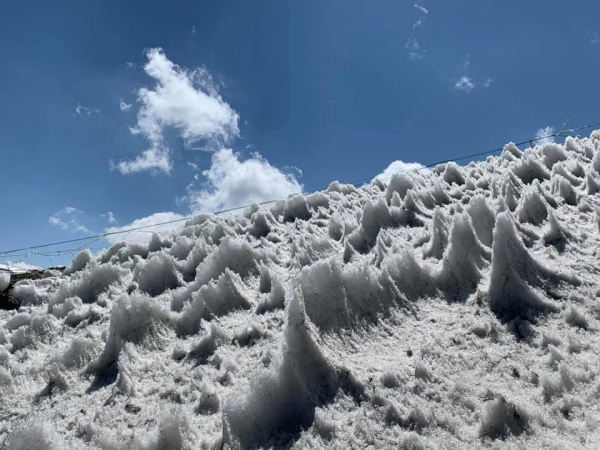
[2,120,599,258]
[342,120,600,187]
[0,199,279,256]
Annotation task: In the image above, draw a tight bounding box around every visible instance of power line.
[2,119,599,258]
[343,120,600,187]
[0,199,279,256]
[421,120,600,169]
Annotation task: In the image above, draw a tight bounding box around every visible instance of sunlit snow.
[3,132,600,448]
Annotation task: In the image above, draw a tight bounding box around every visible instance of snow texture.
[4,132,600,448]
[0,272,10,292]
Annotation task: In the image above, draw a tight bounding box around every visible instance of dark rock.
[0,292,19,310]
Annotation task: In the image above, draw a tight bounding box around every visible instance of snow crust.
[4,133,600,448]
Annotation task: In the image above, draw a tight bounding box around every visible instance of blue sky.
[2,0,600,269]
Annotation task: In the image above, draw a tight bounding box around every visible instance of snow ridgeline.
[3,133,600,448]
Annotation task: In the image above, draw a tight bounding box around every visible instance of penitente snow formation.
[4,132,600,448]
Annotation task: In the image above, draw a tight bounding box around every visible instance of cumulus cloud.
[119,100,132,111]
[535,126,556,145]
[74,103,100,120]
[187,149,302,214]
[483,78,494,88]
[454,76,475,92]
[372,160,430,183]
[104,212,186,244]
[104,149,300,244]
[49,207,93,235]
[114,48,240,175]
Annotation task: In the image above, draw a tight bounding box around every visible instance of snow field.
[3,132,600,448]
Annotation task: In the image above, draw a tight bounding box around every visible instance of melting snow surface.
[4,133,600,448]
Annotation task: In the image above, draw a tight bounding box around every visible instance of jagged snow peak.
[3,132,600,448]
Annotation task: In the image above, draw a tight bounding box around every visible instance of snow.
[0,272,10,292]
[4,132,600,448]
[0,262,41,274]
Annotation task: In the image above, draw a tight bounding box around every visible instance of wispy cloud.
[454,76,475,92]
[49,207,93,234]
[406,37,426,60]
[589,30,600,45]
[114,48,240,175]
[407,3,429,57]
[101,211,117,224]
[119,99,132,111]
[412,19,425,29]
[535,126,556,145]
[464,54,470,68]
[453,75,494,92]
[74,103,100,120]
[191,26,197,35]
[413,3,429,16]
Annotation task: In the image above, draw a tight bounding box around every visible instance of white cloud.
[104,149,301,245]
[406,37,426,60]
[75,103,100,120]
[49,216,64,228]
[49,207,92,235]
[191,26,197,35]
[105,146,301,244]
[0,261,41,273]
[119,99,132,111]
[101,211,117,224]
[412,3,429,29]
[464,54,470,68]
[187,148,302,214]
[414,3,429,15]
[104,212,186,244]
[483,78,494,88]
[110,149,172,175]
[413,19,425,29]
[590,30,600,45]
[535,126,556,145]
[454,76,475,92]
[114,48,240,175]
[373,160,430,183]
